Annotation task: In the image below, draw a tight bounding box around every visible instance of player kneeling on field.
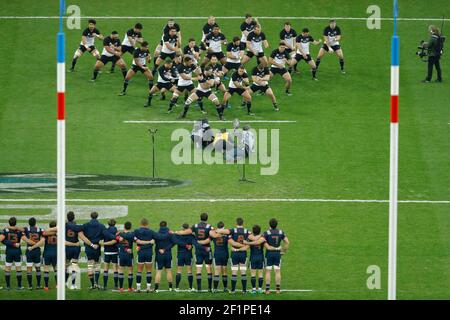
[222,65,253,115]
[92,31,127,81]
[249,63,279,112]
[269,42,293,96]
[119,41,153,96]
[178,65,225,120]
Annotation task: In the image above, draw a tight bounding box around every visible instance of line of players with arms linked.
[0,212,289,295]
[69,14,346,119]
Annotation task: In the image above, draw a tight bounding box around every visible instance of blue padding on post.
[57,33,65,63]
[391,36,399,66]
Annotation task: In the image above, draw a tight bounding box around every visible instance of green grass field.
[0,0,449,300]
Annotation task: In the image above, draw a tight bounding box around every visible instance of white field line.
[124,120,297,124]
[0,16,449,22]
[0,198,449,204]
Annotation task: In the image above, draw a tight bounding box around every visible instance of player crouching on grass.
[145,58,176,107]
[249,63,279,112]
[269,42,293,96]
[263,218,289,294]
[315,19,345,74]
[91,31,127,81]
[119,41,153,96]
[222,65,253,115]
[70,19,103,72]
[290,28,321,80]
[178,65,225,120]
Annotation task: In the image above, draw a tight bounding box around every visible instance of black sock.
[316,58,321,69]
[198,100,204,111]
[5,272,11,288]
[285,89,290,94]
[216,105,224,117]
[196,273,202,291]
[241,275,247,292]
[169,97,178,109]
[146,272,152,287]
[184,92,189,102]
[27,272,33,287]
[113,272,118,288]
[247,102,252,113]
[182,104,190,116]
[276,284,281,291]
[147,94,153,106]
[231,275,237,292]
[251,276,256,289]
[222,275,228,289]
[94,271,100,285]
[266,283,270,292]
[213,275,220,290]
[71,57,78,69]
[65,271,69,282]
[54,272,57,286]
[111,62,116,71]
[128,274,133,289]
[103,271,108,288]
[176,273,181,288]
[121,68,127,78]
[339,58,345,70]
[312,68,317,78]
[187,273,193,289]
[17,271,22,288]
[36,269,41,287]
[148,80,154,90]
[44,272,49,287]
[72,270,76,285]
[118,273,124,289]
[122,80,129,93]
[136,272,142,286]
[258,277,264,289]
[208,273,212,291]
[168,282,173,289]
[154,283,159,291]
[93,69,99,80]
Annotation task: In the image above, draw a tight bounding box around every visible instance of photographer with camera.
[421,25,444,83]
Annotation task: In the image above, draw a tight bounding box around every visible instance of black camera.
[416,40,428,59]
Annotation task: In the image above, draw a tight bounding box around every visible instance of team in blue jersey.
[1,212,289,294]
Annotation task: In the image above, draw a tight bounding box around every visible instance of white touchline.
[124,120,297,124]
[0,198,449,204]
[0,16,449,22]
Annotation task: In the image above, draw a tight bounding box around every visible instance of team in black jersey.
[68,16,346,119]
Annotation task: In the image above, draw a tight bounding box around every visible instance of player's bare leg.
[264,267,271,294]
[335,49,345,74]
[91,60,105,81]
[166,268,174,291]
[119,69,136,95]
[70,48,84,71]
[282,72,292,96]
[154,269,162,292]
[265,88,279,111]
[315,47,326,71]
[179,92,200,119]
[127,266,134,292]
[145,85,161,107]
[239,263,248,293]
[274,267,281,294]
[208,93,225,120]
